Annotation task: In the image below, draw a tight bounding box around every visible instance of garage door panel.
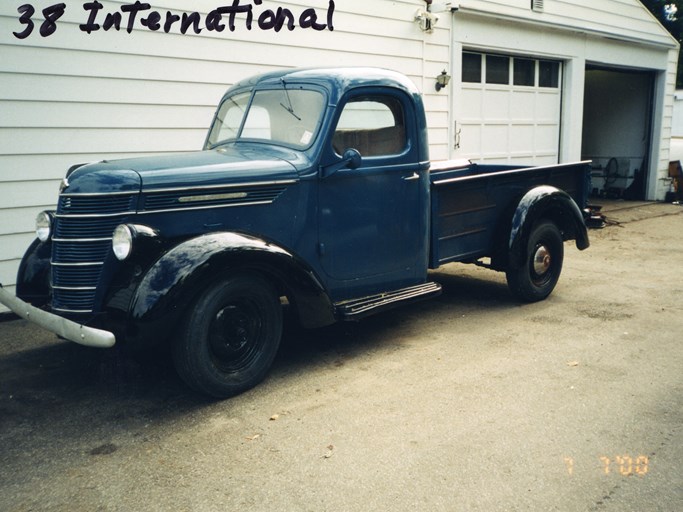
[482,155,514,164]
[536,93,561,120]
[457,52,562,164]
[536,125,561,151]
[533,155,559,166]
[461,88,483,119]
[483,90,510,120]
[510,125,535,152]
[460,124,482,158]
[482,125,509,154]
[510,155,538,165]
[510,91,537,121]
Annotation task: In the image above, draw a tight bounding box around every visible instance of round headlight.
[112,224,133,261]
[36,211,53,242]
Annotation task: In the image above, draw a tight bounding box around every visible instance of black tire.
[172,273,282,398]
[506,221,564,302]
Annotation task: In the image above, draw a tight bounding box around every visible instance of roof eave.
[455,6,679,51]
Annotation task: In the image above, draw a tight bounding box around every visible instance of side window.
[332,96,406,158]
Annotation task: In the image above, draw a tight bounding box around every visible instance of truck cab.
[201,67,433,301]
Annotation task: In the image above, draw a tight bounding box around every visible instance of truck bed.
[428,160,590,268]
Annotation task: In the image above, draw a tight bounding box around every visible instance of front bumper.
[0,284,116,348]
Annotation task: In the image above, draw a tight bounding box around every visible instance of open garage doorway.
[581,66,654,200]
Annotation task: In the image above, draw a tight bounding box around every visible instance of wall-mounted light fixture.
[415,9,438,32]
[415,2,456,32]
[435,70,451,92]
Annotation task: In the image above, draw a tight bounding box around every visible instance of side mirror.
[322,148,363,178]
[343,148,362,170]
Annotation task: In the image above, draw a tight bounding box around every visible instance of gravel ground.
[0,200,681,512]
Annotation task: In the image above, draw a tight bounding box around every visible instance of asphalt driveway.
[0,201,681,512]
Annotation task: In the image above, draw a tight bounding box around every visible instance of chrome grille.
[52,288,98,312]
[52,265,103,286]
[51,192,137,314]
[54,217,123,238]
[53,240,112,263]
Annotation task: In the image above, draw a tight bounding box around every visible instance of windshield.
[207,86,326,149]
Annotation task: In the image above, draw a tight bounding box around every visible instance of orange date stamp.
[564,455,650,476]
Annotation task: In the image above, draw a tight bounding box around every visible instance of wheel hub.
[212,306,255,356]
[533,245,551,275]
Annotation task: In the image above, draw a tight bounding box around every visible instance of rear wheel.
[172,274,282,398]
[506,221,564,302]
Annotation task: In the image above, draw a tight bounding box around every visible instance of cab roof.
[229,67,421,103]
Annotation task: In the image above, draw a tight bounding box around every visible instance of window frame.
[206,84,328,150]
[461,50,562,90]
[330,92,409,160]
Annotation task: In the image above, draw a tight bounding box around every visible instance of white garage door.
[458,52,562,165]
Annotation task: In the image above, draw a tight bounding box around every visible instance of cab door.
[318,89,427,298]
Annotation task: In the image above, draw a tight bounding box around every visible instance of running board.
[335,282,442,320]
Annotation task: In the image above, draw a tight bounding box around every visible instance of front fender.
[16,238,52,307]
[126,232,335,345]
[508,186,589,269]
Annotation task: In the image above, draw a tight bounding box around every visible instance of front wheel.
[172,274,282,398]
[506,221,564,302]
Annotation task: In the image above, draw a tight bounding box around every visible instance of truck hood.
[64,145,302,195]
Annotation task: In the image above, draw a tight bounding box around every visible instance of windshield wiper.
[279,78,301,121]
[228,96,244,112]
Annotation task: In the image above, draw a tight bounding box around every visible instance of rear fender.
[508,186,589,269]
[126,232,335,345]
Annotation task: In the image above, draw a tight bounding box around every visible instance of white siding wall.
[0,0,452,304]
[669,90,683,162]
[673,92,683,137]
[650,47,680,198]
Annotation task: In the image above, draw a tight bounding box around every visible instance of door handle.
[403,172,420,181]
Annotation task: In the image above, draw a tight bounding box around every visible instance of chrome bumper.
[0,284,116,348]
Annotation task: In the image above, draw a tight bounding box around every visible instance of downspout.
[421,1,458,159]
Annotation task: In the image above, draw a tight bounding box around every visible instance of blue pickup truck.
[0,68,589,397]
